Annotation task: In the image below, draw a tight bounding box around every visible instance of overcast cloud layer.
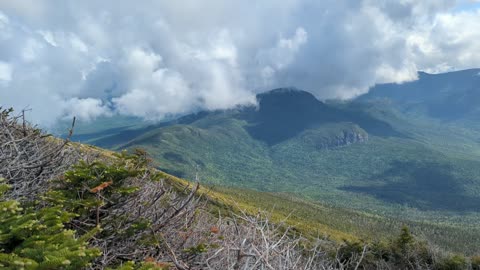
[0,0,479,125]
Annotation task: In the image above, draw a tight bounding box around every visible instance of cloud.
[113,47,197,118]
[410,9,480,73]
[0,1,479,125]
[257,27,308,84]
[0,61,13,83]
[61,97,110,121]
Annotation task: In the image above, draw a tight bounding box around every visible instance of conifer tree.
[0,178,101,269]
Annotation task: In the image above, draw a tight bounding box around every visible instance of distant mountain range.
[72,69,480,233]
[362,68,480,123]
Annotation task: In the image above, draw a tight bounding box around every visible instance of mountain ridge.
[360,68,480,122]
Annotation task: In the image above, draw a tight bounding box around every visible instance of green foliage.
[183,243,208,255]
[44,151,146,222]
[0,181,100,269]
[389,226,432,269]
[41,151,171,268]
[337,226,440,269]
[125,219,151,237]
[334,240,367,266]
[395,226,415,252]
[437,254,468,270]
[0,151,169,270]
[0,107,14,118]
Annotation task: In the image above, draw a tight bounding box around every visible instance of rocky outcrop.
[301,125,369,150]
[316,130,368,149]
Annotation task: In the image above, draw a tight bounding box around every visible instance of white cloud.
[400,9,480,74]
[279,28,308,51]
[37,30,58,47]
[113,69,194,119]
[0,0,479,125]
[0,61,12,82]
[0,12,9,25]
[208,29,238,67]
[0,0,49,20]
[61,98,110,121]
[258,27,308,72]
[124,47,163,82]
[21,38,43,62]
[69,34,88,53]
[375,63,418,84]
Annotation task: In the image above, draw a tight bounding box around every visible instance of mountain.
[73,70,480,255]
[360,69,480,124]
[244,87,398,144]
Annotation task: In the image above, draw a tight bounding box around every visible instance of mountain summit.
[249,88,339,145]
[256,87,329,117]
[257,87,322,108]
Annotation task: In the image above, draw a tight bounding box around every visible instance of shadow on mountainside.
[341,160,480,212]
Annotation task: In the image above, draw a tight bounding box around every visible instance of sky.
[0,0,479,125]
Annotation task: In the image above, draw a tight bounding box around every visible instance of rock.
[315,129,368,150]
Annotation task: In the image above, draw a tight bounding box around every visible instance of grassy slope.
[165,173,480,255]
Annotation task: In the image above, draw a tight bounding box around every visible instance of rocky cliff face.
[316,129,368,149]
[297,123,369,150]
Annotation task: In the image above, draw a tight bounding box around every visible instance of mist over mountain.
[75,86,399,147]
